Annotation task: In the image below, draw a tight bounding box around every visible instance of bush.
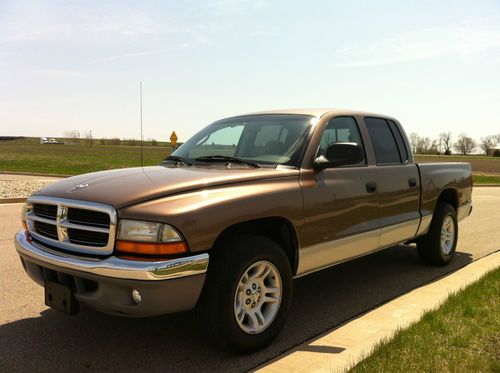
[444,149,452,155]
[108,138,121,146]
[494,149,500,157]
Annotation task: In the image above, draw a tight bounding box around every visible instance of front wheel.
[417,203,458,266]
[196,234,293,353]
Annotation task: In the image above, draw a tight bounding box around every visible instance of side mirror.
[313,142,363,170]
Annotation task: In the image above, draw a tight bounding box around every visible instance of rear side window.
[387,120,409,163]
[364,117,402,164]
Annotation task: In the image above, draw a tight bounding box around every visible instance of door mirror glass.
[313,142,364,169]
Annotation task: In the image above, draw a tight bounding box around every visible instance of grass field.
[350,268,500,373]
[0,143,172,175]
[0,142,499,183]
[415,154,500,176]
[473,175,500,184]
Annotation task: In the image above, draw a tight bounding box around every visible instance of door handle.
[408,177,417,187]
[366,181,378,193]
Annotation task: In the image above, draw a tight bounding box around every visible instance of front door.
[298,116,380,275]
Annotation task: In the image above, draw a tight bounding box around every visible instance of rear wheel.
[417,203,458,266]
[196,234,293,353]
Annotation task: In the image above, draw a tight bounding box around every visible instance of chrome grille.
[26,196,117,255]
[34,221,58,240]
[33,204,57,220]
[67,207,110,228]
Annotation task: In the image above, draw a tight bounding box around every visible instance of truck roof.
[233,108,396,120]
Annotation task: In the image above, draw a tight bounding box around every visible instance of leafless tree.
[453,134,477,155]
[84,130,94,146]
[409,132,419,154]
[63,130,80,144]
[479,135,496,155]
[411,135,439,154]
[438,132,453,154]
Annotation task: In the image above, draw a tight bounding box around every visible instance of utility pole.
[140,81,143,167]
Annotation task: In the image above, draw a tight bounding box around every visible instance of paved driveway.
[1,188,499,372]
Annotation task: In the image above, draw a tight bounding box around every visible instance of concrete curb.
[0,197,27,204]
[0,171,69,178]
[257,250,500,373]
[473,184,500,187]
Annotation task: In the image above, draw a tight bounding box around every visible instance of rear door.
[363,117,420,247]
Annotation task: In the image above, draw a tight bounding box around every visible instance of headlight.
[21,202,32,230]
[116,219,187,256]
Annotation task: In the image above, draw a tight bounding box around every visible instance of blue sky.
[1,0,500,142]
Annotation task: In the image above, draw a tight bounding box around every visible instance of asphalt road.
[1,188,499,373]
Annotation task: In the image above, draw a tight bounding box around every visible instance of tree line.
[409,132,500,156]
[63,130,162,147]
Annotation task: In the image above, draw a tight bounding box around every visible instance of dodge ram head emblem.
[69,183,89,192]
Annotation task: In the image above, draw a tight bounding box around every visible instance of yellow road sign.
[170,131,178,146]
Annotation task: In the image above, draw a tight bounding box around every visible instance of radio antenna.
[140,81,143,168]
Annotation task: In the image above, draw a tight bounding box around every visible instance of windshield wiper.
[164,155,193,166]
[195,155,262,168]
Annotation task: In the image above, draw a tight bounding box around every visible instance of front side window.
[170,114,313,167]
[364,117,402,164]
[317,116,365,164]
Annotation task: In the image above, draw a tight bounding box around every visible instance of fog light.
[132,289,142,304]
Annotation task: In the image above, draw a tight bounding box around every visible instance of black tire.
[196,234,293,353]
[417,203,458,266]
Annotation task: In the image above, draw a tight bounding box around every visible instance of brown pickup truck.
[15,109,472,352]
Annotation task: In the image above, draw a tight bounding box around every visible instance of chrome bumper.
[14,231,209,281]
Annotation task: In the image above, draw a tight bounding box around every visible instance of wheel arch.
[213,216,300,275]
[436,188,459,211]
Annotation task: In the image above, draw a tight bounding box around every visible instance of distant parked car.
[40,137,64,144]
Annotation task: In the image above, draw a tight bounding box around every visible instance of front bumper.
[457,201,473,222]
[14,231,209,316]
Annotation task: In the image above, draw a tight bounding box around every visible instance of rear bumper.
[14,231,209,316]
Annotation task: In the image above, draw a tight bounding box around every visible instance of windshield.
[170,114,314,167]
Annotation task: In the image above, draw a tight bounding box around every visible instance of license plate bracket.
[44,280,79,315]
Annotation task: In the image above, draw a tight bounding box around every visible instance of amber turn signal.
[115,240,188,256]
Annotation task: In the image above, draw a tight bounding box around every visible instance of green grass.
[0,143,172,175]
[473,175,500,185]
[350,268,500,373]
[415,154,500,178]
[415,154,499,161]
[1,142,499,181]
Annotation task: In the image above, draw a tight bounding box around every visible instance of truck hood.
[33,166,299,209]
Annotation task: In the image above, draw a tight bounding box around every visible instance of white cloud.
[0,6,164,44]
[99,50,164,62]
[334,21,500,67]
[25,68,84,77]
[202,0,267,15]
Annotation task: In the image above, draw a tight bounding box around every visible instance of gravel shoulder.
[0,174,62,199]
